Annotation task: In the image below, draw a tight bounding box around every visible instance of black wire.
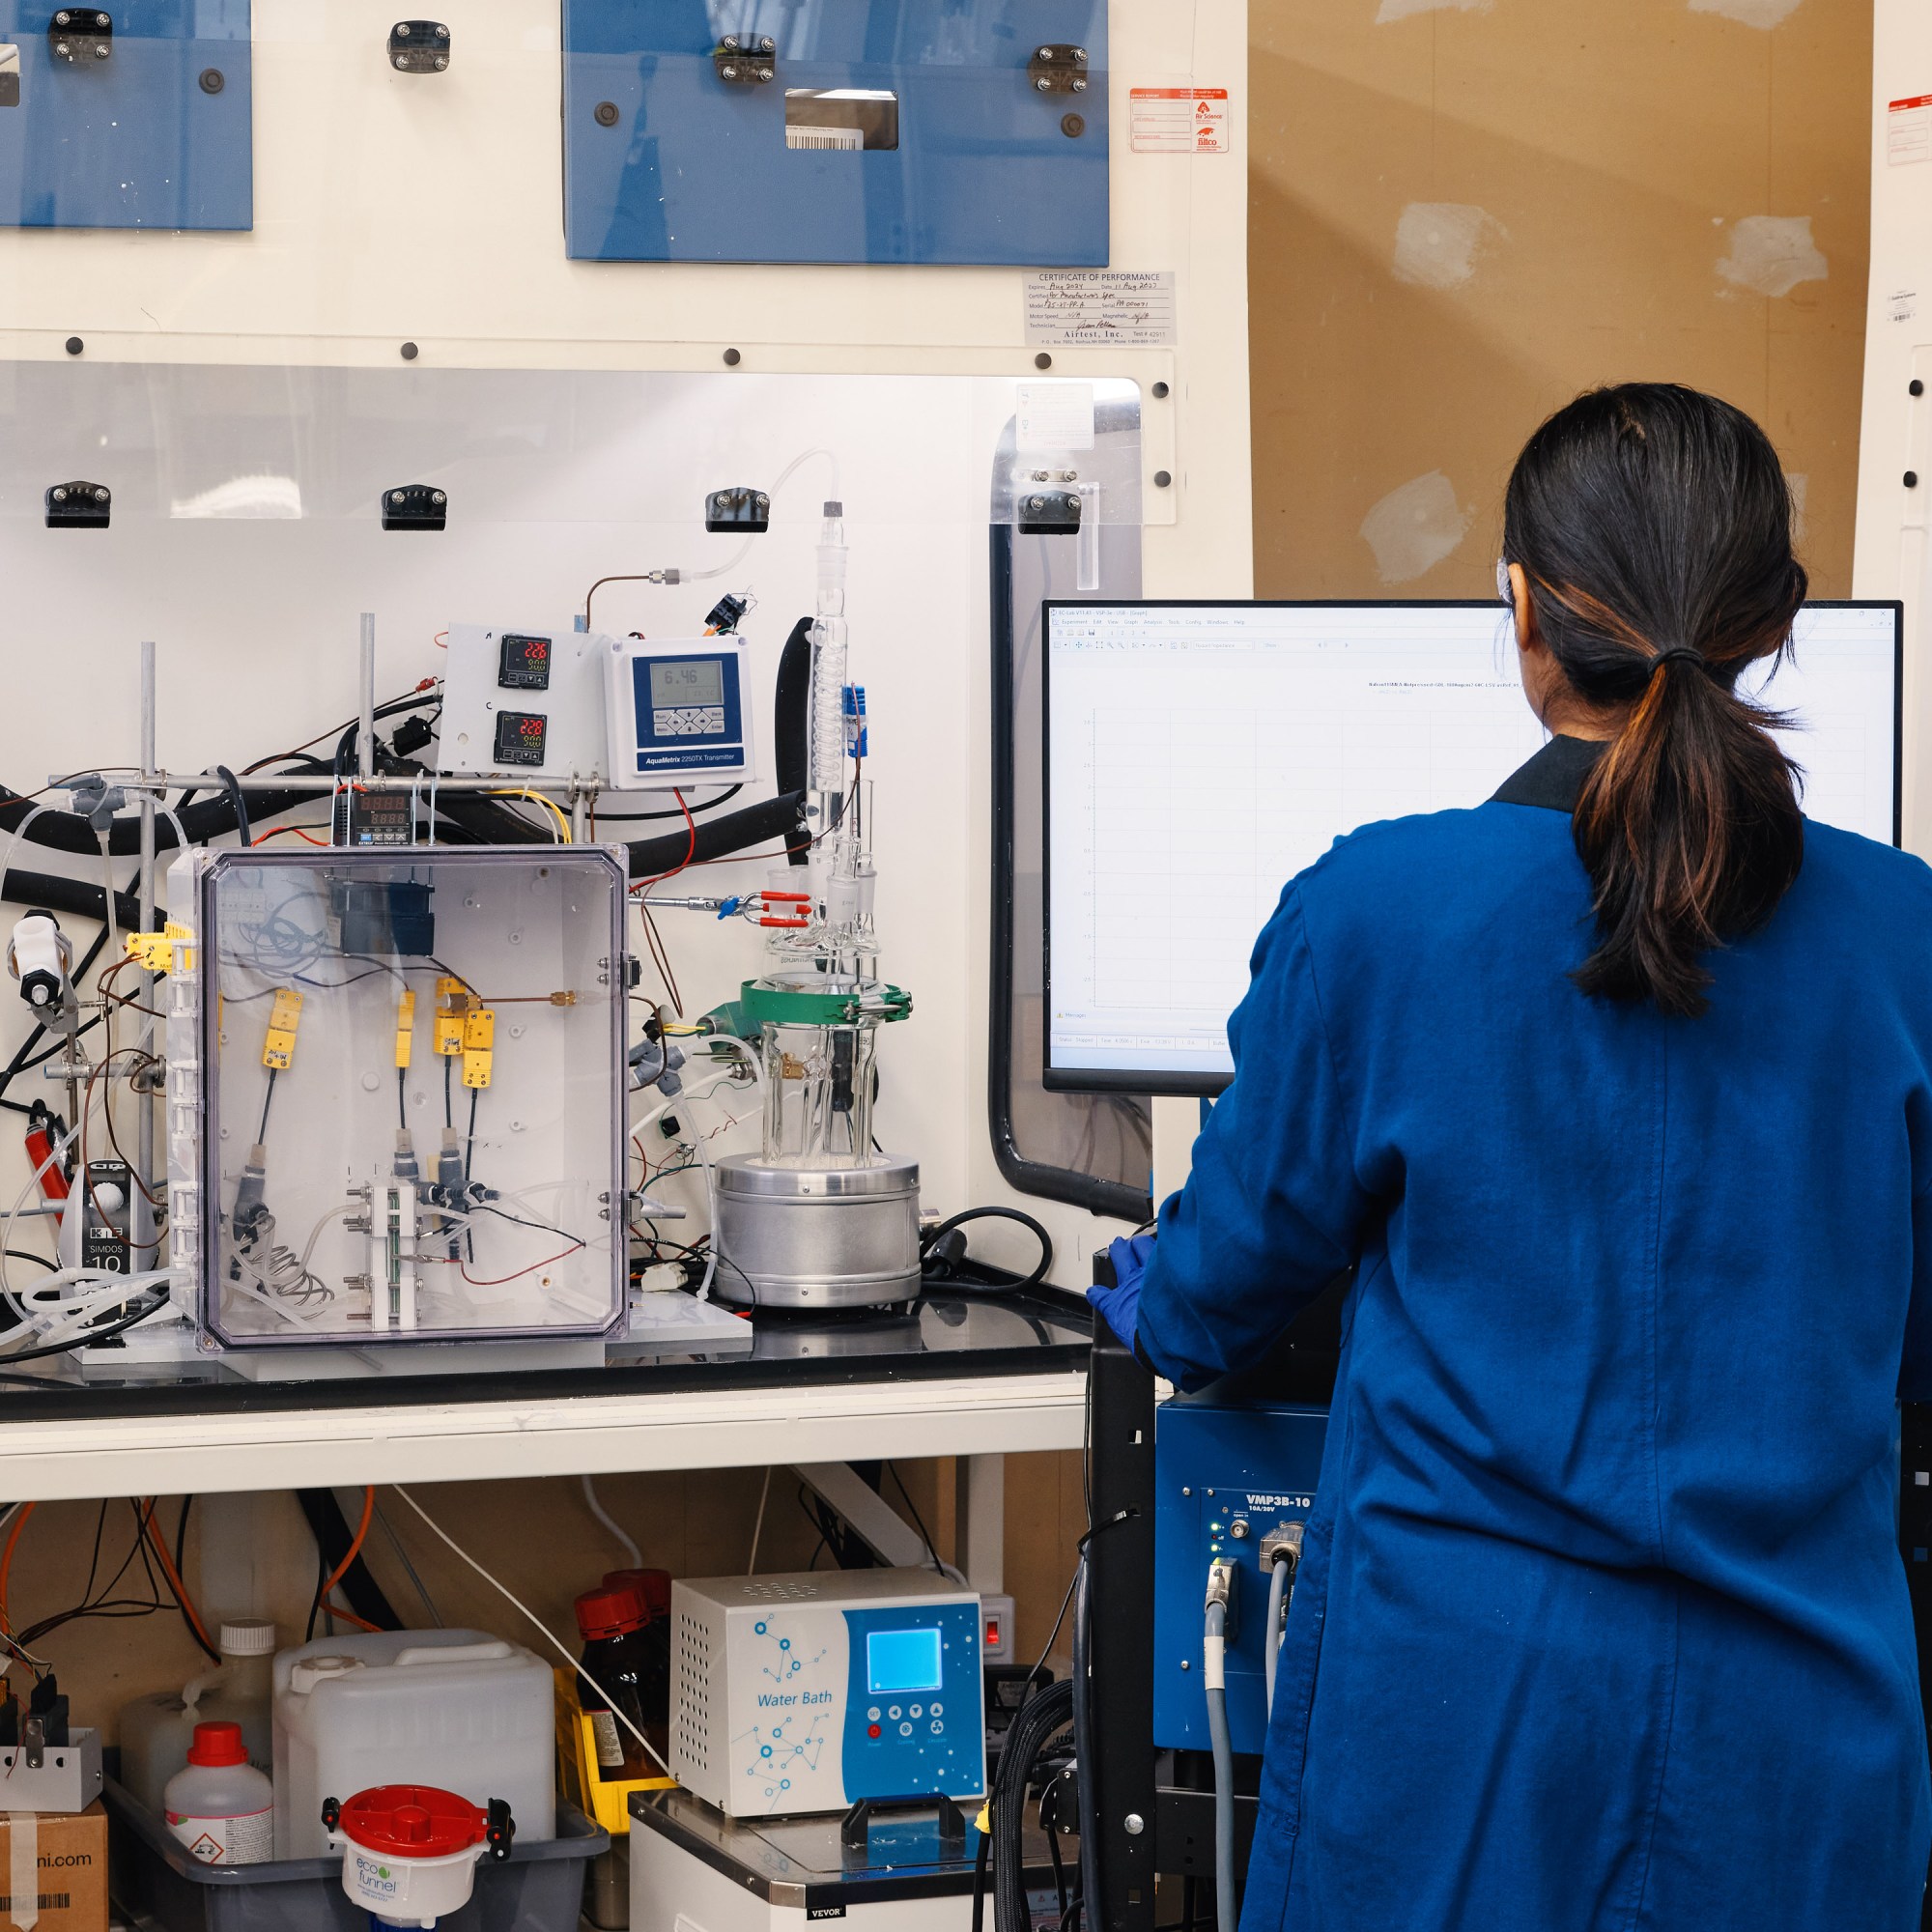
[920,1207,1054,1294]
[170,1496,217,1662]
[592,783,744,822]
[398,1066,408,1130]
[443,1054,453,1128]
[637,1235,760,1308]
[213,766,253,848]
[305,1540,327,1643]
[471,1202,583,1248]
[258,1067,277,1146]
[886,1463,948,1578]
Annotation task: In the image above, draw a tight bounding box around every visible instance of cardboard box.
[0,1801,107,1930]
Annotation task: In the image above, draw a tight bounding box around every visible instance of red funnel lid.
[337,1785,486,1861]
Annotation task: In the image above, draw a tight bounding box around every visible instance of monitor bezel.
[1038,596,1905,1099]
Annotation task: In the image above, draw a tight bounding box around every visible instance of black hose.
[624,791,807,879]
[921,1206,1054,1293]
[1,868,142,932]
[296,1489,401,1633]
[213,767,252,848]
[773,615,814,867]
[0,783,326,858]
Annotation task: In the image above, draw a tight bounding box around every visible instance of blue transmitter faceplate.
[838,1602,982,1804]
[627,648,747,780]
[1153,1396,1331,1757]
[0,2,252,230]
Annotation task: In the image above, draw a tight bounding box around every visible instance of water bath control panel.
[670,1569,985,1818]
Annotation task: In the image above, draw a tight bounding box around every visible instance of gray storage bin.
[103,1777,606,1932]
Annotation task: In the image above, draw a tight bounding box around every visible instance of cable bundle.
[978,1676,1075,1932]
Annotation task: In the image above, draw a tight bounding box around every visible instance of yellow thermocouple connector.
[395,989,416,1069]
[263,987,303,1071]
[462,1006,496,1090]
[434,977,468,1057]
[126,922,194,974]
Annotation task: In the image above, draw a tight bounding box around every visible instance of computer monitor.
[1041,599,1902,1095]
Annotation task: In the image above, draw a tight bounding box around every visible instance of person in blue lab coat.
[1091,384,1932,1930]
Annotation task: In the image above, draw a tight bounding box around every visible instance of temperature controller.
[497,632,553,692]
[494,710,548,768]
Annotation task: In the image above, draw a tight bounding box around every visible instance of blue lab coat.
[1135,736,1932,1931]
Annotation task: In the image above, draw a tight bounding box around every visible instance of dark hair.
[1502,383,1807,1018]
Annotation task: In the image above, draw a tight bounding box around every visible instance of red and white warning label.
[1889,95,1932,166]
[1129,88,1230,155]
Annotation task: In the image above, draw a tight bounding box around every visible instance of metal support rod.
[51,769,624,798]
[136,639,157,1206]
[570,785,589,842]
[357,613,377,783]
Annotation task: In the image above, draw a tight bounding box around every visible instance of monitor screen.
[1042,600,1902,1095]
[867,1627,944,1695]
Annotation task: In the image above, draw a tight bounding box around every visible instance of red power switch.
[985,1616,1002,1648]
[867,1723,882,1739]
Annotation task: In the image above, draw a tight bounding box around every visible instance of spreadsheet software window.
[1042,601,1900,1094]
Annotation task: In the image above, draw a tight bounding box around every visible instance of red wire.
[453,1243,582,1288]
[251,825,329,847]
[632,789,696,892]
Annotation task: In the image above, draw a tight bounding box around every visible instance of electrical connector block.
[395,988,416,1069]
[462,1006,496,1090]
[434,977,468,1056]
[126,922,195,974]
[262,987,303,1070]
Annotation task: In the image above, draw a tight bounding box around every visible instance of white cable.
[768,445,842,507]
[680,533,756,584]
[747,1466,773,1576]
[389,1484,672,1776]
[1,1266,180,1354]
[581,1474,642,1570]
[0,804,48,904]
[96,830,119,965]
[694,1137,721,1301]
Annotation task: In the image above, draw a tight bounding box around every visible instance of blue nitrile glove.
[1088,1232,1156,1351]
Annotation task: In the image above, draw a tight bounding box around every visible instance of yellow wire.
[489,789,571,842]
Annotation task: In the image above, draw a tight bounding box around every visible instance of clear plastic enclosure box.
[164,846,629,1350]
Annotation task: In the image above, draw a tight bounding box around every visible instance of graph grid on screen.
[1042,600,1901,1095]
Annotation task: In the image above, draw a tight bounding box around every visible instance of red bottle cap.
[601,1568,671,1619]
[337,1785,487,1861]
[574,1586,645,1640]
[186,1720,248,1768]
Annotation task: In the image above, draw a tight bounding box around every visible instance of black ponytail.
[1502,384,1807,1018]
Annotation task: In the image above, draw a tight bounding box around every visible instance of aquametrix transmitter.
[670,1569,985,1819]
[606,636,755,787]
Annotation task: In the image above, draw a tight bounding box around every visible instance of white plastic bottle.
[121,1620,278,1814]
[164,1720,274,1865]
